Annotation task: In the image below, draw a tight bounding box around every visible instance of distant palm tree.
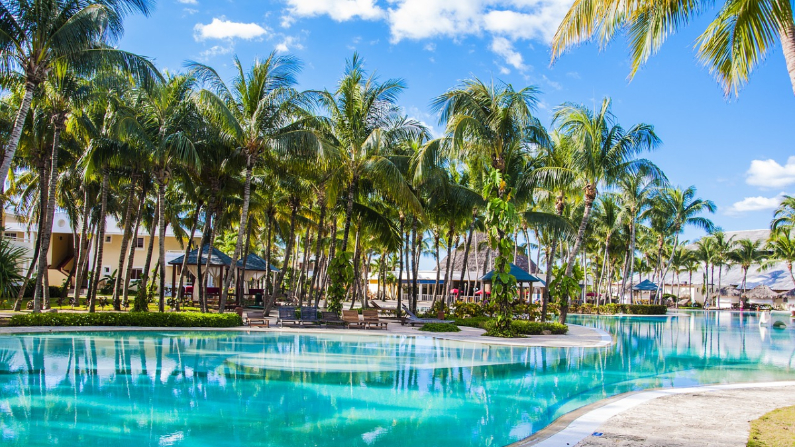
[764,228,795,287]
[711,231,735,305]
[552,0,795,96]
[728,238,766,293]
[771,195,795,230]
[0,0,158,191]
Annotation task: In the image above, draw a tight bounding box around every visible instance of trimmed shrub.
[453,316,492,329]
[419,322,461,333]
[481,319,569,336]
[572,304,667,315]
[8,312,243,328]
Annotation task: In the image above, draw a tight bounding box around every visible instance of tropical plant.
[728,238,766,293]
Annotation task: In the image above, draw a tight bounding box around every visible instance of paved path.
[0,317,611,348]
[519,382,795,447]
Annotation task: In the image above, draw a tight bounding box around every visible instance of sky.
[117,0,795,249]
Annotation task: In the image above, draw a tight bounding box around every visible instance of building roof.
[3,210,201,239]
[633,279,658,291]
[168,245,232,266]
[481,263,541,283]
[437,232,541,278]
[237,253,278,272]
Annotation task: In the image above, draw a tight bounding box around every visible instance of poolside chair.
[400,305,453,327]
[320,311,345,327]
[300,306,320,325]
[243,310,269,328]
[342,310,366,329]
[362,309,389,330]
[277,306,300,327]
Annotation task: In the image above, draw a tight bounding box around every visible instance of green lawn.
[748,406,795,447]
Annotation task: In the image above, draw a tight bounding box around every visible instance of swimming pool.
[0,311,793,446]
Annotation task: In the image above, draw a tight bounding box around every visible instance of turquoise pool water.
[0,311,793,446]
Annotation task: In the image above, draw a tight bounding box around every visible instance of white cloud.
[746,156,795,189]
[424,42,436,52]
[194,18,267,41]
[726,193,786,215]
[283,0,383,23]
[183,8,198,15]
[275,36,305,53]
[490,37,527,71]
[199,44,234,60]
[177,0,197,4]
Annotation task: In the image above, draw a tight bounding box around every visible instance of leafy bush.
[418,322,461,332]
[571,303,667,315]
[482,319,569,336]
[8,312,243,327]
[453,316,492,329]
[452,301,485,319]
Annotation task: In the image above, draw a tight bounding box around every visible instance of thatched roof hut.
[717,286,742,297]
[437,233,540,280]
[746,284,779,300]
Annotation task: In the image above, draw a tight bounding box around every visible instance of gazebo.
[168,245,233,301]
[632,279,658,304]
[480,263,541,303]
[235,253,279,302]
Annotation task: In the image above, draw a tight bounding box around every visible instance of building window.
[104,266,110,274]
[131,268,143,280]
[136,237,145,249]
[105,235,112,243]
[4,232,17,240]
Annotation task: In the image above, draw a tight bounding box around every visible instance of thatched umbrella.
[717,286,742,298]
[745,284,779,302]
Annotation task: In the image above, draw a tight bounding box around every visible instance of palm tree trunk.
[14,213,42,311]
[32,161,50,313]
[196,208,212,313]
[264,212,277,314]
[0,84,34,190]
[298,224,312,306]
[113,175,138,310]
[202,211,218,309]
[341,178,356,251]
[432,230,441,303]
[565,185,596,277]
[176,203,201,305]
[310,191,326,304]
[275,202,298,296]
[221,155,253,312]
[396,216,404,319]
[157,180,167,312]
[656,234,680,304]
[36,116,65,311]
[622,218,636,303]
[780,20,795,97]
[411,218,419,309]
[442,224,454,305]
[237,219,252,306]
[459,218,476,295]
[71,196,92,308]
[89,169,110,313]
[135,201,159,312]
[123,190,145,307]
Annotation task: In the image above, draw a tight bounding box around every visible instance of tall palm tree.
[0,0,159,191]
[544,97,660,280]
[771,195,795,230]
[552,0,795,96]
[711,230,735,306]
[729,238,766,293]
[764,228,795,287]
[189,54,307,311]
[647,186,716,301]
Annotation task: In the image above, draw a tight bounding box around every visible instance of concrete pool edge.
[511,380,795,447]
[0,322,614,348]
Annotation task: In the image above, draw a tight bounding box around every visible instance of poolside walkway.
[0,317,612,348]
[520,382,795,447]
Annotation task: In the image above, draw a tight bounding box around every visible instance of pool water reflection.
[0,311,793,446]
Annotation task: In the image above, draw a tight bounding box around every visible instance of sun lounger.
[299,306,320,325]
[277,306,300,327]
[342,310,366,329]
[320,311,345,327]
[362,309,388,330]
[243,310,269,328]
[401,305,453,327]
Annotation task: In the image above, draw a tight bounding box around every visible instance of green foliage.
[418,322,461,332]
[452,301,485,319]
[453,316,492,328]
[549,263,582,307]
[455,316,568,336]
[482,170,520,336]
[132,277,149,312]
[326,251,354,315]
[8,312,242,327]
[0,238,25,303]
[571,303,668,315]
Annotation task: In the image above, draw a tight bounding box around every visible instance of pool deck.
[0,318,613,348]
[516,381,795,447]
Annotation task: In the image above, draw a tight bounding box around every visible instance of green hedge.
[453,316,492,329]
[572,303,667,315]
[454,317,568,335]
[8,312,243,328]
[418,322,461,332]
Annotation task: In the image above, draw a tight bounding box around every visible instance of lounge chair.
[300,306,320,325]
[342,310,366,329]
[277,306,301,327]
[362,309,388,330]
[320,311,345,327]
[243,310,269,328]
[400,305,453,327]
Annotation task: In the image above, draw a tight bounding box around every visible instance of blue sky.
[119,0,795,245]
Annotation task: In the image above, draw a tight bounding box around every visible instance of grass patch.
[8,312,242,328]
[748,406,795,447]
[462,318,569,337]
[418,322,461,332]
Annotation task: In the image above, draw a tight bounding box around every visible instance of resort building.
[3,211,201,290]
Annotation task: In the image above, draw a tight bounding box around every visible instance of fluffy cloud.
[275,36,305,53]
[283,0,383,23]
[277,0,573,71]
[199,44,233,60]
[194,18,267,41]
[726,193,786,215]
[746,156,795,189]
[490,37,527,70]
[177,0,197,4]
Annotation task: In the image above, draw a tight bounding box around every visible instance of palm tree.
[552,0,795,96]
[711,231,735,306]
[647,186,716,301]
[544,97,661,281]
[0,0,158,191]
[764,228,795,287]
[771,195,795,230]
[592,194,621,303]
[729,238,766,293]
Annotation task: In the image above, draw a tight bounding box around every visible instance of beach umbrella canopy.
[633,279,658,291]
[746,284,778,300]
[236,253,279,272]
[480,263,541,283]
[474,290,491,296]
[449,289,459,294]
